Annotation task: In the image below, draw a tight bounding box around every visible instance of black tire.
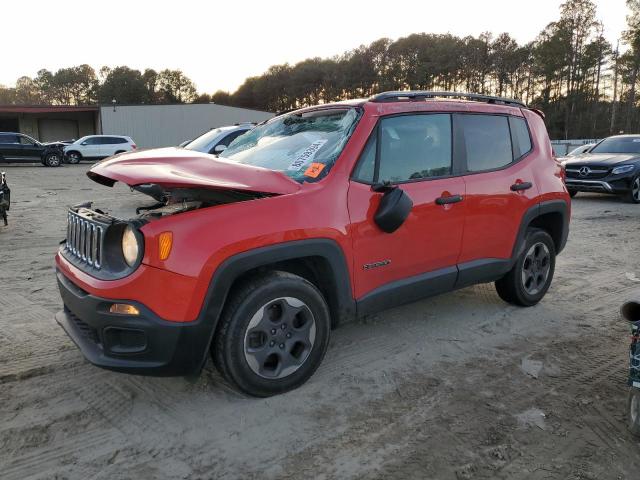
[628,388,640,436]
[495,228,556,307]
[568,189,578,198]
[212,271,331,397]
[66,151,81,164]
[625,176,640,204]
[44,152,62,167]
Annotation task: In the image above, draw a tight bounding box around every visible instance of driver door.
[348,113,466,307]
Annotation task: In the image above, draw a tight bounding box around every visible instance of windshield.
[220,108,361,183]
[184,128,225,152]
[590,137,640,154]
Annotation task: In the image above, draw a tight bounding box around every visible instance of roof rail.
[369,91,527,108]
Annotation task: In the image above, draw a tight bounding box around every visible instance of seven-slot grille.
[66,209,105,269]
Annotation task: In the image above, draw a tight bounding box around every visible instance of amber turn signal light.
[109,303,140,315]
[158,232,173,260]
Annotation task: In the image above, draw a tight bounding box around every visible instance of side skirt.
[356,258,511,317]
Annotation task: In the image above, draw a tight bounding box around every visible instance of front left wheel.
[626,176,640,204]
[212,271,331,397]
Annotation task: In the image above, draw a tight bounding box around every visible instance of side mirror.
[621,301,640,322]
[213,144,227,154]
[373,184,413,233]
[81,141,88,146]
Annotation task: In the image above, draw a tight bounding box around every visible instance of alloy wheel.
[521,242,551,296]
[243,297,316,379]
[47,154,60,166]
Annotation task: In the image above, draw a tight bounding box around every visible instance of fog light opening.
[109,303,140,315]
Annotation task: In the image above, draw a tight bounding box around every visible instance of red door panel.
[348,178,466,299]
[459,157,539,263]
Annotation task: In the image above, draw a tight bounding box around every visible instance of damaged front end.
[61,149,300,279]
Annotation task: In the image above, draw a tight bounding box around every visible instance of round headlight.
[122,225,140,267]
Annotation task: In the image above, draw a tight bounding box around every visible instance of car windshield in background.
[220,108,361,183]
[184,128,224,151]
[590,137,640,154]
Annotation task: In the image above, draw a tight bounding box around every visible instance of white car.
[64,135,137,163]
[182,123,254,155]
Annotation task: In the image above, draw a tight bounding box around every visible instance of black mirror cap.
[374,187,413,233]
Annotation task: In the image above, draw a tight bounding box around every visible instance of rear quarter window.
[509,117,532,159]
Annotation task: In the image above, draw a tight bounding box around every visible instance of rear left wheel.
[495,228,556,307]
[44,152,61,167]
[212,271,331,397]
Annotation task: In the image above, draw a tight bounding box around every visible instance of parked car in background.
[0,132,67,167]
[563,134,640,202]
[64,135,136,164]
[566,143,596,156]
[55,91,570,397]
[182,123,254,155]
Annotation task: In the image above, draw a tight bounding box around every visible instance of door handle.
[435,194,463,205]
[510,181,533,191]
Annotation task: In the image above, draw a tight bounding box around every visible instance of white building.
[99,103,273,148]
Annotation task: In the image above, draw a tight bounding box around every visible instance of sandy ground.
[1,163,639,479]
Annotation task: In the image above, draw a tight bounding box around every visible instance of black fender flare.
[183,238,355,374]
[512,199,570,260]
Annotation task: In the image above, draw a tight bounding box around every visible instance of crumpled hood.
[563,153,640,166]
[87,147,301,195]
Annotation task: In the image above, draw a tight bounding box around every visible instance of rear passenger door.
[348,113,466,303]
[456,113,538,281]
[98,137,117,157]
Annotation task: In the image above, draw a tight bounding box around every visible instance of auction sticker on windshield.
[288,140,328,171]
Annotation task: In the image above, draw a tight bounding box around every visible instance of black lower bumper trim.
[56,270,212,376]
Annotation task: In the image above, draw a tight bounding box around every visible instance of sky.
[1,0,630,94]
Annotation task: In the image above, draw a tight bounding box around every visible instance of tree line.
[2,0,640,139]
[0,66,202,106]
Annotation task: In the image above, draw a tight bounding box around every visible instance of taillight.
[131,144,137,149]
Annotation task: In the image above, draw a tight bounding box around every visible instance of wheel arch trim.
[193,238,355,371]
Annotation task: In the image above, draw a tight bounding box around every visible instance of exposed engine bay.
[80,183,272,224]
[131,183,270,220]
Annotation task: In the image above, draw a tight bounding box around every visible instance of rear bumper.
[55,269,212,376]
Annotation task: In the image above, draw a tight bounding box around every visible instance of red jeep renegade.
[56,91,570,396]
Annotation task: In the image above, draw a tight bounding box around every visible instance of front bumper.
[55,269,212,376]
[566,173,635,194]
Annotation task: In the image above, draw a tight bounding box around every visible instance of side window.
[0,134,19,144]
[83,137,98,145]
[352,129,377,183]
[459,114,512,172]
[378,114,452,183]
[509,117,532,159]
[216,130,247,150]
